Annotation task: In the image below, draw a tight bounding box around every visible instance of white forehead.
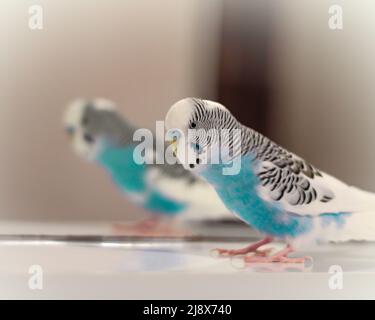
[165,98,194,131]
[63,98,117,127]
[165,98,227,130]
[92,98,117,111]
[64,99,85,127]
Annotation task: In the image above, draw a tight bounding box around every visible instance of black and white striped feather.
[186,98,375,217]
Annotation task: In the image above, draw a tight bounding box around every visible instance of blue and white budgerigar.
[165,98,375,263]
[63,98,231,233]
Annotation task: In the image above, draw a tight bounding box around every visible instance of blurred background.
[1,0,374,222]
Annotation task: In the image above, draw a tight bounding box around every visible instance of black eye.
[191,122,196,128]
[83,133,94,144]
[196,158,200,164]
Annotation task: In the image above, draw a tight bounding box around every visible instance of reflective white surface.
[1,221,375,299]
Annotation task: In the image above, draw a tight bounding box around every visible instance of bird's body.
[165,98,375,262]
[200,142,375,246]
[97,143,186,215]
[63,98,230,230]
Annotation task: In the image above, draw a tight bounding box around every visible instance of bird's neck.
[213,123,262,160]
[200,153,258,188]
[240,124,285,162]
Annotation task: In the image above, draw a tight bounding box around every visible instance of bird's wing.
[145,163,230,219]
[255,153,375,216]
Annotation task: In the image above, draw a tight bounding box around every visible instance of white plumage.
[146,166,231,220]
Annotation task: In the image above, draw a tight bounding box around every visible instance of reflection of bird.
[63,98,231,234]
[165,97,375,263]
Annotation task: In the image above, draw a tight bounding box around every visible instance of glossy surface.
[0,221,374,299]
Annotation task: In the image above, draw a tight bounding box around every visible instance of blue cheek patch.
[191,142,201,153]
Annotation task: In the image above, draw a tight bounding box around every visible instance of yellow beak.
[172,138,178,156]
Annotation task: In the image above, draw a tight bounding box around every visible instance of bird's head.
[165,98,240,172]
[63,98,131,161]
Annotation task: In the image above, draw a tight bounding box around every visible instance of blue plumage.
[98,145,186,215]
[201,154,314,238]
[201,154,352,239]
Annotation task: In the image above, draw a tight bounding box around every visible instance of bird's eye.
[83,133,94,144]
[195,158,200,164]
[65,126,75,136]
[190,122,196,128]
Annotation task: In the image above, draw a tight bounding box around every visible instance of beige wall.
[3,0,375,222]
[271,0,375,191]
[0,0,223,220]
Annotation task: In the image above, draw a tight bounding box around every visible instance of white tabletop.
[0,220,374,299]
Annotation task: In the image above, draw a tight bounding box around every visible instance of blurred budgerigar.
[63,98,231,234]
[165,97,375,263]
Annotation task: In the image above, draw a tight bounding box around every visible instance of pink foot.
[244,245,311,264]
[211,237,274,257]
[113,217,160,234]
[113,218,189,237]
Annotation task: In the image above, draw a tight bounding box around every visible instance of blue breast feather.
[200,154,351,238]
[97,145,186,215]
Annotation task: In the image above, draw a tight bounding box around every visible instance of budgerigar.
[165,97,375,263]
[63,98,231,234]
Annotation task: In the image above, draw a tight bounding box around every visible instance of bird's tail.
[319,211,375,242]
